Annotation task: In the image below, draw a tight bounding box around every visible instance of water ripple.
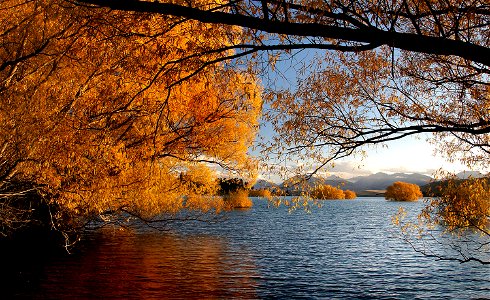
[3,197,489,299]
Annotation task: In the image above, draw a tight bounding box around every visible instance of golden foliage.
[184,195,224,213]
[343,190,357,199]
[181,164,219,196]
[312,184,345,200]
[0,0,261,236]
[248,189,272,198]
[422,177,490,233]
[392,176,489,263]
[223,190,253,209]
[385,182,423,201]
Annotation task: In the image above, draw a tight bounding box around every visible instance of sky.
[321,136,469,178]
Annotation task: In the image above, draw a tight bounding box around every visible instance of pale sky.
[255,132,482,182]
[324,136,470,178]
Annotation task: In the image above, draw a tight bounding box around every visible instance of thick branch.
[79,0,490,67]
[0,40,50,72]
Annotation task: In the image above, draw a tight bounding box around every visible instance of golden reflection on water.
[40,228,260,299]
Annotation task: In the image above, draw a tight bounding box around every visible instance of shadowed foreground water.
[3,197,489,299]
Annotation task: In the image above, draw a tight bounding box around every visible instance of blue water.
[3,197,489,299]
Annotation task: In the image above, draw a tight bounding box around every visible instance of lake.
[3,197,489,299]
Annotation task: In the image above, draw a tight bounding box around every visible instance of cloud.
[381,166,427,174]
[322,161,373,178]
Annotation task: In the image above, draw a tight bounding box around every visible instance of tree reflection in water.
[26,228,260,299]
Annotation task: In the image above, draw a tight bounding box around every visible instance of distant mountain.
[349,172,432,192]
[456,171,486,179]
[279,175,323,195]
[324,178,356,191]
[254,171,487,196]
[255,172,434,196]
[324,175,345,181]
[274,172,432,195]
[253,179,279,190]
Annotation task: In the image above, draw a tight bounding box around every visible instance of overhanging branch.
[78,0,490,67]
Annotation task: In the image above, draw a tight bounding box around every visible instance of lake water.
[3,197,489,299]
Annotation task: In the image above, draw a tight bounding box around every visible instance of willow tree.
[79,0,490,262]
[79,0,490,169]
[0,0,261,243]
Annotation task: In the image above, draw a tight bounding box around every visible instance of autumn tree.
[223,189,253,209]
[423,177,489,234]
[8,0,488,259]
[249,189,272,198]
[343,190,357,200]
[312,184,345,200]
[216,178,254,209]
[0,0,261,243]
[218,178,249,195]
[394,176,489,264]
[385,181,423,201]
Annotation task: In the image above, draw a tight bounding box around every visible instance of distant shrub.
[312,184,345,200]
[343,190,357,199]
[385,181,422,201]
[249,189,272,198]
[223,189,253,209]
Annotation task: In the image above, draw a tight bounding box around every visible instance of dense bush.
[343,190,357,199]
[385,182,422,201]
[312,184,345,200]
[223,190,253,209]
